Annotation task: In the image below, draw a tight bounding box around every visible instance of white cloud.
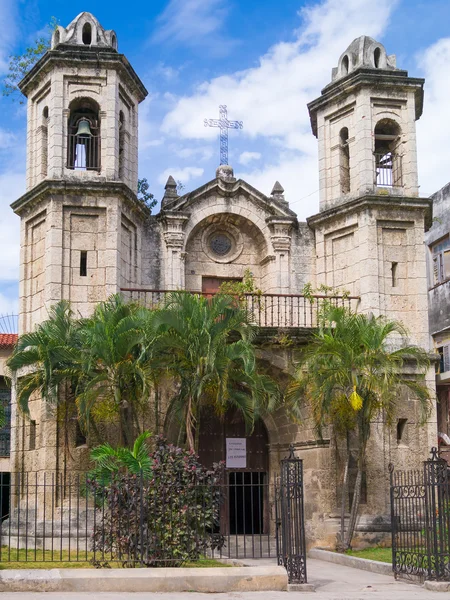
[157,166,204,186]
[0,170,24,282]
[0,128,16,148]
[160,0,398,212]
[239,151,261,166]
[416,37,450,196]
[152,0,234,55]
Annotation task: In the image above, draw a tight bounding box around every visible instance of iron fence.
[120,288,359,329]
[0,468,305,572]
[390,448,450,581]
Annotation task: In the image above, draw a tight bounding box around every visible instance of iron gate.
[390,447,450,581]
[275,445,307,584]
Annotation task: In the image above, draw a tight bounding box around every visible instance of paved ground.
[0,558,441,599]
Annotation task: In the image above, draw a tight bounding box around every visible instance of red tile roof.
[0,334,18,349]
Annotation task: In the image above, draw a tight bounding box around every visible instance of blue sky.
[1,0,450,314]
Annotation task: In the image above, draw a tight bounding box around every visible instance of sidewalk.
[0,558,441,599]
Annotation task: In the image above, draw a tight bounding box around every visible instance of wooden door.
[202,277,241,296]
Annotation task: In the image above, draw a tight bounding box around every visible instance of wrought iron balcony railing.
[374,151,402,188]
[120,289,360,329]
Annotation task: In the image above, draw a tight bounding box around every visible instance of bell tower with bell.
[12,12,148,334]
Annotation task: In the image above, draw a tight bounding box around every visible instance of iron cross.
[204,105,243,166]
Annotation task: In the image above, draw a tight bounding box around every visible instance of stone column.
[162,214,189,290]
[267,217,293,293]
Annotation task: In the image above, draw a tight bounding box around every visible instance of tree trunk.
[343,450,365,549]
[337,433,350,552]
[185,396,195,452]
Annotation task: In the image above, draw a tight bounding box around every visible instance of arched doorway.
[198,406,269,535]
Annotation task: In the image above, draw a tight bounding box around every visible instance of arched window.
[339,127,350,194]
[374,119,402,187]
[342,55,349,76]
[111,34,117,50]
[54,29,60,47]
[82,22,92,45]
[119,110,125,178]
[374,47,381,68]
[41,106,49,178]
[67,98,100,171]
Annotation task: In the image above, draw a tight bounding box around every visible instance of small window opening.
[374,119,402,187]
[80,251,87,276]
[54,29,60,47]
[43,106,49,119]
[342,54,349,75]
[119,111,125,178]
[391,262,398,287]
[111,34,117,50]
[397,418,408,444]
[75,420,87,447]
[29,420,36,450]
[339,127,350,194]
[374,47,381,68]
[82,22,92,45]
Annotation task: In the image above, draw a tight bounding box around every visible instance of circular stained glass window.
[210,233,232,256]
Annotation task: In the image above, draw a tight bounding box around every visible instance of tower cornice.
[307,194,431,229]
[308,68,424,137]
[11,179,149,218]
[19,45,148,102]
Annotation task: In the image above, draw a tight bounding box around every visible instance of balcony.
[120,289,360,329]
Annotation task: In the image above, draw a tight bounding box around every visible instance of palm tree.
[7,301,82,414]
[88,431,153,483]
[153,291,278,453]
[76,295,157,448]
[286,305,432,550]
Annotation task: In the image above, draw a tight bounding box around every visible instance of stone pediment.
[160,171,298,221]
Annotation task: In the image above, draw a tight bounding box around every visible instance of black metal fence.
[390,448,450,582]
[0,461,306,580]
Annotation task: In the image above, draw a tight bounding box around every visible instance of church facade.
[8,12,438,546]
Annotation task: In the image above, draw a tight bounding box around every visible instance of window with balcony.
[432,237,450,286]
[67,98,100,171]
[374,119,402,187]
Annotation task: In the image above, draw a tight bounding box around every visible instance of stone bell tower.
[307,36,430,347]
[307,37,437,520]
[9,12,147,474]
[12,12,148,333]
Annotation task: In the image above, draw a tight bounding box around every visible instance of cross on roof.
[204,105,243,166]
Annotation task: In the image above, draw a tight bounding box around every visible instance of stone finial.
[270,181,288,206]
[215,165,235,182]
[331,36,398,83]
[271,181,285,196]
[51,12,118,50]
[161,175,178,208]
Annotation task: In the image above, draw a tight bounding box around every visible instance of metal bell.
[75,118,92,137]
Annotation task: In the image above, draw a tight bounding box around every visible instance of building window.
[80,251,87,277]
[67,98,100,171]
[342,54,349,75]
[82,22,92,45]
[339,127,350,194]
[397,418,407,443]
[29,420,36,450]
[119,110,125,179]
[374,119,402,188]
[432,237,450,285]
[438,345,450,374]
[374,47,381,68]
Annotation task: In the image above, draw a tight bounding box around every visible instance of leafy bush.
[89,437,224,567]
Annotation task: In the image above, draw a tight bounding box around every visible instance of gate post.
[279,445,307,584]
[424,447,450,581]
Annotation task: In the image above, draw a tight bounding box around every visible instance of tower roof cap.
[331,36,398,83]
[51,12,118,51]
